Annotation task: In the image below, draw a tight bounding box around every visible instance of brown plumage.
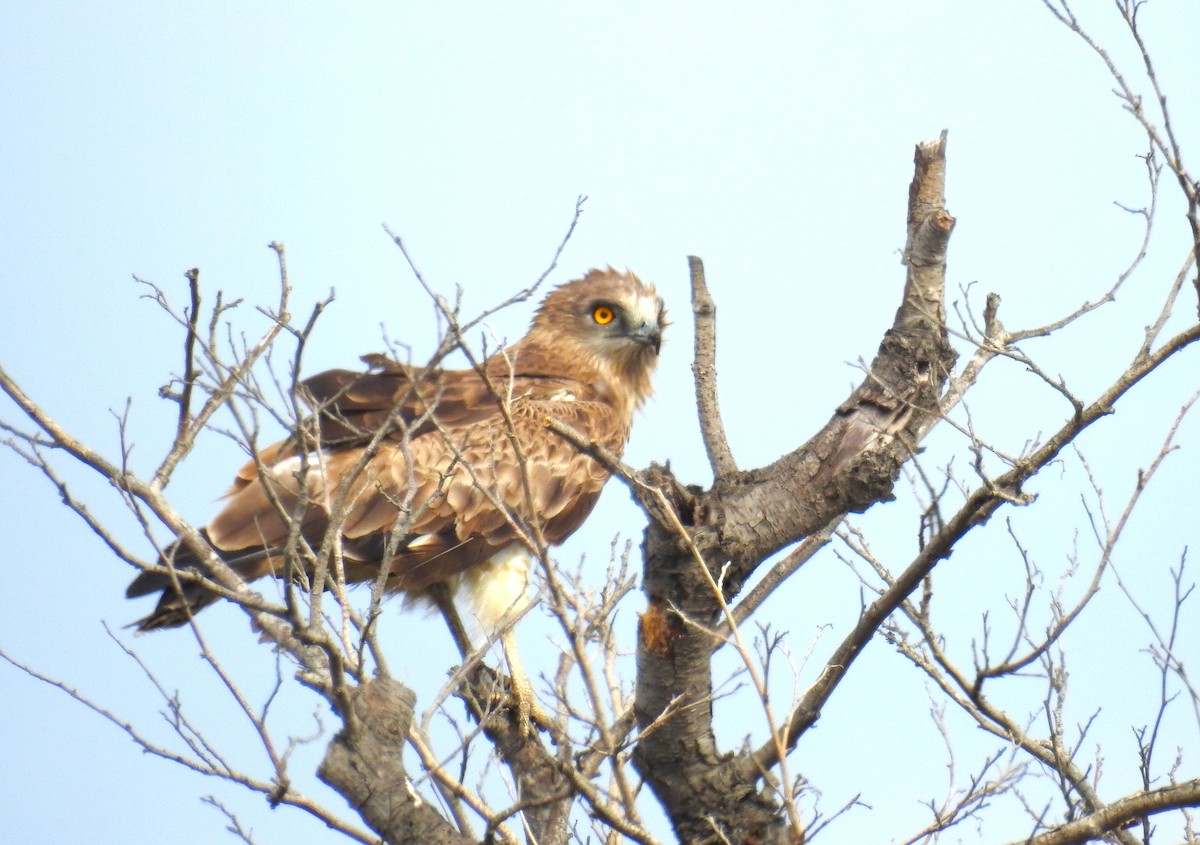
[127,268,665,640]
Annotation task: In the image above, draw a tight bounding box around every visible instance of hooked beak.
[628,321,662,354]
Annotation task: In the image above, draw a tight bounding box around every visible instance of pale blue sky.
[2,3,1198,842]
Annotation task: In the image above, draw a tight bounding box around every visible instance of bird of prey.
[126,267,665,729]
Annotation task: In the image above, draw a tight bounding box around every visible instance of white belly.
[459,543,534,634]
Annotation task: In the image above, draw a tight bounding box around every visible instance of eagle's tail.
[125,532,275,632]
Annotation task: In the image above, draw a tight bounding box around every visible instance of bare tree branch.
[688,255,737,480]
[1011,779,1200,845]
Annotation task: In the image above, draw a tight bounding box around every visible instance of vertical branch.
[176,267,202,445]
[901,130,953,331]
[689,255,737,480]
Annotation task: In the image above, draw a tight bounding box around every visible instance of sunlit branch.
[687,255,737,479]
[1009,778,1200,845]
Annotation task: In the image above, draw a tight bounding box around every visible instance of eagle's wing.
[187,377,627,590]
[128,378,624,628]
[223,356,497,493]
[302,354,508,443]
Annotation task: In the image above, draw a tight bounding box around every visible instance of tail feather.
[127,532,277,632]
[128,582,223,632]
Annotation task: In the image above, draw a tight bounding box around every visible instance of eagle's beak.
[629,321,662,354]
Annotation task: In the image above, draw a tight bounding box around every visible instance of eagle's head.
[524,267,665,413]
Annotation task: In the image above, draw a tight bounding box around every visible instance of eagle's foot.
[508,668,553,735]
[501,629,552,735]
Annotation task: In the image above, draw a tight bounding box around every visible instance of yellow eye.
[592,305,615,325]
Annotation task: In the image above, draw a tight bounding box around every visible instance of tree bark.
[319,678,475,845]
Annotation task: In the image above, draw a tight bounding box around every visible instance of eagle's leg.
[428,581,474,660]
[499,627,552,734]
[429,581,550,733]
